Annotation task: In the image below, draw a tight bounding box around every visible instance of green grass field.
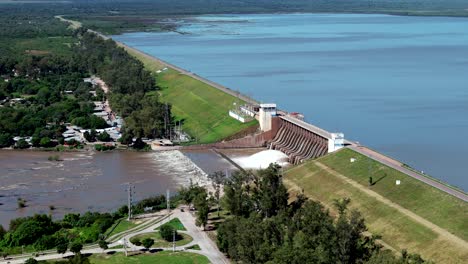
[106,219,138,237]
[157,218,186,231]
[89,251,209,264]
[320,148,468,241]
[0,36,75,57]
[130,232,193,248]
[124,47,258,144]
[284,149,468,263]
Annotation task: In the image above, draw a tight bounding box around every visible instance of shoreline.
[112,34,468,198]
[57,15,468,197]
[87,11,468,36]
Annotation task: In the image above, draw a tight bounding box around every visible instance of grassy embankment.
[130,232,193,248]
[124,47,257,144]
[155,218,186,231]
[284,148,468,263]
[89,251,209,264]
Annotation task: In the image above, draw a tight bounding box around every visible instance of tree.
[98,239,108,251]
[57,241,68,255]
[130,237,141,246]
[97,131,111,142]
[141,238,154,250]
[39,137,52,147]
[194,191,209,230]
[160,224,176,242]
[223,171,253,217]
[0,224,6,239]
[25,258,38,264]
[253,164,288,218]
[69,242,83,255]
[15,139,30,149]
[0,133,13,148]
[209,171,227,217]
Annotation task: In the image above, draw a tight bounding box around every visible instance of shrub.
[69,241,83,254]
[160,224,176,242]
[141,238,154,249]
[130,237,141,246]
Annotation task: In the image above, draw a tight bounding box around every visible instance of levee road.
[349,144,468,202]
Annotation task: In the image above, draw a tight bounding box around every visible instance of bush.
[97,131,111,142]
[130,237,141,246]
[25,258,38,264]
[160,224,176,242]
[39,137,52,147]
[69,241,83,254]
[94,144,115,151]
[15,139,30,149]
[142,238,154,249]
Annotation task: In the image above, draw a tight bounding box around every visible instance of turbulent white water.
[233,150,289,169]
[151,150,211,188]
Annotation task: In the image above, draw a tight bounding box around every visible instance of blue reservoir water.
[113,14,468,191]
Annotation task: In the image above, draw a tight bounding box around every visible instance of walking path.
[349,145,468,202]
[314,161,468,249]
[1,209,228,264]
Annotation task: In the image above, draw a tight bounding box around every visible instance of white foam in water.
[233,150,289,169]
[151,150,212,190]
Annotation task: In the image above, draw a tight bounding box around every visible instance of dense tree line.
[0,12,172,148]
[216,164,431,264]
[73,31,171,139]
[0,210,121,254]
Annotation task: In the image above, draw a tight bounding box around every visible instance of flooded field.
[0,149,235,228]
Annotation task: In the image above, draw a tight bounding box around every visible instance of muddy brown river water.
[0,149,237,228]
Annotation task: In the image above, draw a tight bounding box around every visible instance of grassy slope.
[124,46,257,144]
[284,148,468,263]
[106,219,137,237]
[89,251,209,264]
[320,148,467,241]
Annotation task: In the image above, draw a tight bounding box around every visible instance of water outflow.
[233,149,289,169]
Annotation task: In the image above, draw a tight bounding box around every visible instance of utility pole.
[166,189,170,216]
[127,183,134,220]
[172,229,176,252]
[123,238,128,257]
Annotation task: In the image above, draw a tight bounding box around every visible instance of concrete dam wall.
[270,117,329,164]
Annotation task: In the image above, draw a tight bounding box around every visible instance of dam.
[259,104,345,165]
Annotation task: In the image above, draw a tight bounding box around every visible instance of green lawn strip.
[124,46,258,144]
[155,218,186,231]
[88,251,209,264]
[317,148,468,241]
[284,160,468,263]
[106,219,138,238]
[107,215,167,242]
[130,232,193,248]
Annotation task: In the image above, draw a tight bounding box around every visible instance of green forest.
[0,10,171,149]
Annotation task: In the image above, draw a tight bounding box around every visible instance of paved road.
[349,145,468,202]
[2,209,228,264]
